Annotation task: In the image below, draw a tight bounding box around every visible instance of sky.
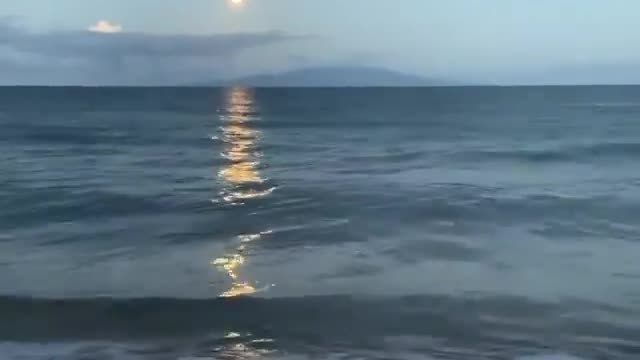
[2,0,640,85]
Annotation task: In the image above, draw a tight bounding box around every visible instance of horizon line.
[3,84,640,88]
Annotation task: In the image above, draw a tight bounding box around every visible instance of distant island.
[193,66,455,87]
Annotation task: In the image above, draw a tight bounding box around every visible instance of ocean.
[2,86,640,359]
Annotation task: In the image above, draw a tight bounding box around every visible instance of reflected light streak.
[217,88,270,199]
[212,242,259,298]
[215,331,277,359]
[213,87,274,298]
[220,163,263,184]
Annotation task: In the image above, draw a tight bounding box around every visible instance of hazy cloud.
[0,18,307,85]
[287,54,311,67]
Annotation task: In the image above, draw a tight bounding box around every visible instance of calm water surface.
[2,86,640,359]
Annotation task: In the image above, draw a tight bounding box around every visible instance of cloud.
[287,54,312,66]
[88,20,123,33]
[0,18,308,85]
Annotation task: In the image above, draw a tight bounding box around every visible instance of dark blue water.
[2,86,640,359]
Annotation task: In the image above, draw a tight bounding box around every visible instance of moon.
[230,0,244,5]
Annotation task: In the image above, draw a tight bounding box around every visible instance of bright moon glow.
[88,20,123,33]
[230,0,244,5]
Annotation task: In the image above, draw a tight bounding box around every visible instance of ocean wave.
[1,296,638,359]
[462,142,640,163]
[517,356,585,360]
[352,189,639,228]
[1,188,204,230]
[0,342,589,360]
[339,150,426,164]
[4,126,213,148]
[567,101,640,109]
[1,295,637,345]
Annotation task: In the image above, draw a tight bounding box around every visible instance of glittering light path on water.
[212,88,274,298]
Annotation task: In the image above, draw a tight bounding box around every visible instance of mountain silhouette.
[197,67,454,87]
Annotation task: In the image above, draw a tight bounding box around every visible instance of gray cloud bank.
[0,18,304,85]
